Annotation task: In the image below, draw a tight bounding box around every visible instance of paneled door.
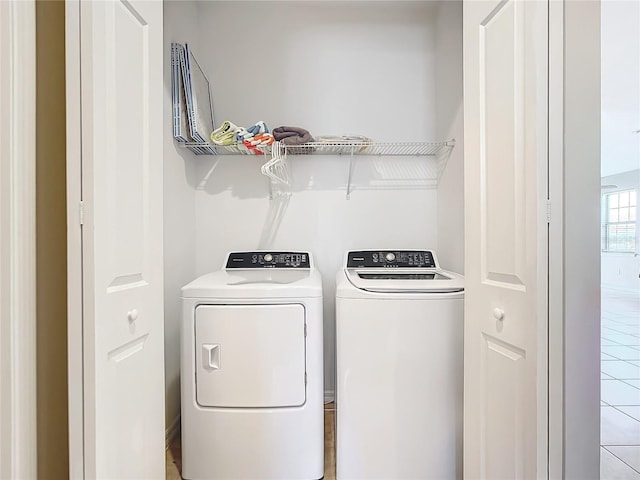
[66,0,165,478]
[463,0,549,478]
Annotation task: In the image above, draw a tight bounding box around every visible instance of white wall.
[186,1,460,397]
[196,1,439,141]
[601,169,640,292]
[435,0,463,274]
[163,1,202,437]
[564,1,601,477]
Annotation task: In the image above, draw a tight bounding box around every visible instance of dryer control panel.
[347,250,436,268]
[226,251,311,269]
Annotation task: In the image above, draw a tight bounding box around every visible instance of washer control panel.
[347,250,436,268]
[226,251,311,269]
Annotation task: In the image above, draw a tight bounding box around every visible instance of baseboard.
[166,415,181,449]
[324,390,335,404]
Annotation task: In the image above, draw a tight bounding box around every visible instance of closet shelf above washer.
[181,139,456,199]
[182,140,454,157]
[266,140,456,199]
[274,140,455,157]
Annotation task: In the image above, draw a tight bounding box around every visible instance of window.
[602,190,637,252]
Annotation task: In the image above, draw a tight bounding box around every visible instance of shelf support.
[346,148,356,200]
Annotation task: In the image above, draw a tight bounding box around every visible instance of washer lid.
[345,267,464,293]
[341,249,463,293]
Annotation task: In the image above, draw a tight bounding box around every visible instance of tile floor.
[601,288,640,479]
[167,289,640,479]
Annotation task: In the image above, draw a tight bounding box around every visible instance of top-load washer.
[181,251,324,480]
[335,249,464,480]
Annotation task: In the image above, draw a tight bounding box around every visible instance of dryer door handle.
[202,344,220,371]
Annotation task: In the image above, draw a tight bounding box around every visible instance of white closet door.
[67,0,165,478]
[463,0,548,478]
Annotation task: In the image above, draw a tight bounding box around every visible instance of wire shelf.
[181,140,453,157]
[277,140,454,157]
[182,142,272,155]
[179,139,456,198]
[262,140,455,197]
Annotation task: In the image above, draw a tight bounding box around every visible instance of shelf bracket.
[346,148,356,200]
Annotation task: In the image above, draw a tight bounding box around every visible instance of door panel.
[480,0,527,289]
[97,0,154,350]
[195,304,306,408]
[106,0,148,287]
[481,334,526,479]
[464,0,548,478]
[74,0,165,478]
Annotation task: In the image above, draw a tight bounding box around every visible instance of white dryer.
[181,251,324,480]
[335,250,464,480]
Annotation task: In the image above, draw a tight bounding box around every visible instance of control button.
[252,255,258,263]
[264,253,273,262]
[385,252,396,262]
[372,253,379,263]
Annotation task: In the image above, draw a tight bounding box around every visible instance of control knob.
[385,252,396,262]
[264,253,273,262]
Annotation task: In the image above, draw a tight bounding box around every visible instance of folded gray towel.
[272,126,314,145]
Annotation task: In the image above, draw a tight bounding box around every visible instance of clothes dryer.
[181,251,323,480]
[335,250,464,480]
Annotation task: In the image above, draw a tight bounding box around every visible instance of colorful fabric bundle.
[210,121,242,146]
[235,120,268,143]
[236,121,274,155]
[238,133,275,155]
[211,120,274,154]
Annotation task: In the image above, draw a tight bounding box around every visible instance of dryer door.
[195,304,306,408]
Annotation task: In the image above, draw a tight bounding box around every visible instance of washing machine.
[335,249,464,480]
[181,251,324,480]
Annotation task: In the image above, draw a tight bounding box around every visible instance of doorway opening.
[600,1,640,477]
